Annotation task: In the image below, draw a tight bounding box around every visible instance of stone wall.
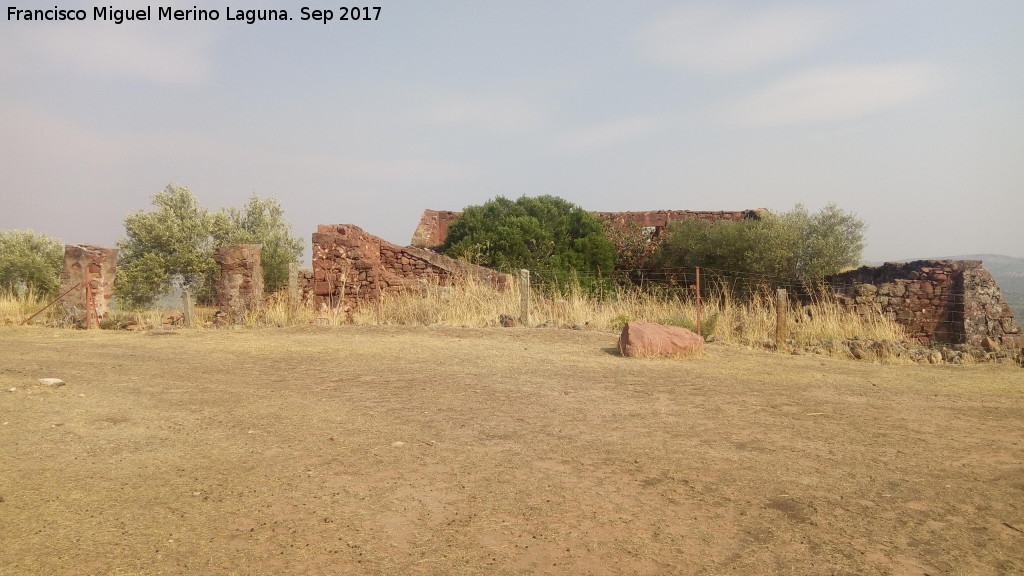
[294,268,315,304]
[828,260,1021,348]
[410,208,764,250]
[60,244,118,328]
[313,224,511,309]
[214,244,264,322]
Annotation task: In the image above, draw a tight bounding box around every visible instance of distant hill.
[875,254,1024,320]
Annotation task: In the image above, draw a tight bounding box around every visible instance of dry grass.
[0,289,79,328]
[335,277,908,350]
[1,325,1021,575]
[3,278,910,361]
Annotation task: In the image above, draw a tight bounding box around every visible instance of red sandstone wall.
[214,244,264,322]
[829,260,1021,348]
[60,244,118,328]
[313,224,510,309]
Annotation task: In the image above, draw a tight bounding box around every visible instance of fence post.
[519,269,530,326]
[695,267,702,338]
[776,288,789,348]
[181,289,193,328]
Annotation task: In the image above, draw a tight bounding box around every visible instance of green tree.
[116,185,306,309]
[0,229,64,297]
[780,203,865,280]
[116,185,220,308]
[442,195,617,284]
[654,203,865,284]
[212,195,305,293]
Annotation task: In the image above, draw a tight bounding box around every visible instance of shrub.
[442,195,617,287]
[654,203,865,285]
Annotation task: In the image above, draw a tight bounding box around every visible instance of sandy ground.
[0,325,1022,575]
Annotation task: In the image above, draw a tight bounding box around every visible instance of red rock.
[618,321,704,358]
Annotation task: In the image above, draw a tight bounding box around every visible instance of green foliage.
[442,195,617,285]
[212,195,304,293]
[778,203,866,281]
[115,185,304,309]
[116,185,220,308]
[609,313,632,332]
[0,229,64,297]
[654,203,865,284]
[661,311,718,336]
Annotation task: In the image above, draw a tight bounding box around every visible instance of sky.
[1,0,1022,264]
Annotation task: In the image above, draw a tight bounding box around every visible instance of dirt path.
[1,325,1022,575]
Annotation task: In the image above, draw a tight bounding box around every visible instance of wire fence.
[510,263,1012,336]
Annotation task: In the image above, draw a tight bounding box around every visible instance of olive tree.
[116,185,220,308]
[115,185,305,309]
[211,195,304,294]
[654,203,865,283]
[0,229,64,297]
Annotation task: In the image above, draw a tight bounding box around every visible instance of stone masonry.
[410,208,765,250]
[829,260,1021,348]
[313,224,511,309]
[214,244,264,322]
[60,244,118,328]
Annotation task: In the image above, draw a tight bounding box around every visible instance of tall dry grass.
[3,277,909,359]
[0,288,80,327]
[334,276,908,349]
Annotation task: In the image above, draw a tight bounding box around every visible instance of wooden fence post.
[519,269,530,326]
[776,288,789,348]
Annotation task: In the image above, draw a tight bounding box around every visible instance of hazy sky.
[2,0,1022,263]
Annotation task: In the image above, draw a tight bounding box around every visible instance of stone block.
[618,321,704,358]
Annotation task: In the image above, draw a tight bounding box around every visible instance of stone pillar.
[60,245,118,329]
[214,244,264,323]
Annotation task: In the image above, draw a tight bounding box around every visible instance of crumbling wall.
[60,244,118,328]
[313,224,510,309]
[410,208,764,250]
[829,260,1021,348]
[410,210,462,251]
[294,268,315,304]
[214,244,264,322]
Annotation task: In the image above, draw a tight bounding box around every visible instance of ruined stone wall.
[214,244,264,322]
[410,210,462,251]
[60,244,118,328]
[294,268,315,304]
[313,224,511,309]
[829,260,1021,348]
[410,208,764,250]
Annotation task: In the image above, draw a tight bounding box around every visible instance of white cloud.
[2,25,214,85]
[723,63,941,126]
[635,3,838,74]
[553,116,661,156]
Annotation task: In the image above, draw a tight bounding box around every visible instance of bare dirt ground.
[0,325,1022,576]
